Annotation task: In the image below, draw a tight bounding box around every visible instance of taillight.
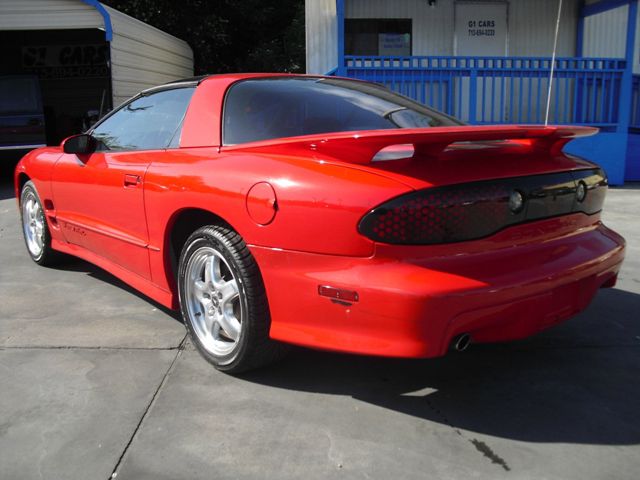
[358,169,607,245]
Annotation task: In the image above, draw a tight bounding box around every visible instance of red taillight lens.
[358,169,607,245]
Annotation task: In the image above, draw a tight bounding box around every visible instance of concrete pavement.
[1,174,639,480]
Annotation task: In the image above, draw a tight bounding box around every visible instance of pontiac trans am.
[14,74,626,372]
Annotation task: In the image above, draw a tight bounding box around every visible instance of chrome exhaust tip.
[452,333,471,352]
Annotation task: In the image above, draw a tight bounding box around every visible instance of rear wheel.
[178,225,287,373]
[20,181,61,266]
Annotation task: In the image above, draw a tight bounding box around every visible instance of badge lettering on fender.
[62,222,87,236]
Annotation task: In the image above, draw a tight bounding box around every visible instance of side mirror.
[62,134,97,155]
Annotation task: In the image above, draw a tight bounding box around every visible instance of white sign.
[378,33,411,56]
[455,2,507,56]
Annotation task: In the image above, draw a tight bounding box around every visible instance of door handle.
[124,174,141,187]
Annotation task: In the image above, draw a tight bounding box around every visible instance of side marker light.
[318,286,359,303]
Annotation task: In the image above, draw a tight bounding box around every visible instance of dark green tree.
[102,0,305,74]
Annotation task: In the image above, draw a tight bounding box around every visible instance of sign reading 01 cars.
[21,44,109,79]
[454,1,507,56]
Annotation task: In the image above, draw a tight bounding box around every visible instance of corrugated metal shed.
[103,5,193,105]
[0,0,104,30]
[0,0,194,106]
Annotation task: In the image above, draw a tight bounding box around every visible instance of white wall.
[583,5,627,59]
[582,3,640,74]
[345,0,453,55]
[306,0,338,74]
[306,0,588,72]
[344,0,578,57]
[508,0,578,56]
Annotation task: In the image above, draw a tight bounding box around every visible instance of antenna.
[545,0,563,126]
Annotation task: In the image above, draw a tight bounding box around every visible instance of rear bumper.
[251,219,625,358]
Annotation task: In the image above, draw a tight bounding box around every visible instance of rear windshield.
[222,77,463,145]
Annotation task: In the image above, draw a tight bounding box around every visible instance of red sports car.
[15,74,626,372]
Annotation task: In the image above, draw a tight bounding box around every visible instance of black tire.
[178,225,287,373]
[20,181,62,266]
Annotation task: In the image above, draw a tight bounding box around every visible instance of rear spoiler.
[227,125,598,165]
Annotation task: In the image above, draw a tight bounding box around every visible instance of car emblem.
[508,190,525,213]
[576,181,587,203]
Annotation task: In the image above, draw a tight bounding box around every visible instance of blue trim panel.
[336,0,345,76]
[81,0,113,41]
[565,132,627,185]
[632,74,640,127]
[625,133,640,180]
[581,0,631,17]
[576,3,584,56]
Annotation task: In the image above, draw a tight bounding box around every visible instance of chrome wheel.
[22,191,45,259]
[179,225,287,372]
[184,246,243,356]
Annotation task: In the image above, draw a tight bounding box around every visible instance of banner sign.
[21,44,109,79]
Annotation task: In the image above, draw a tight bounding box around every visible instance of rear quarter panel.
[143,148,412,292]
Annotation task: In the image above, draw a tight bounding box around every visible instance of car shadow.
[240,287,640,447]
[611,182,640,191]
[48,257,183,323]
[2,171,181,321]
[0,171,16,200]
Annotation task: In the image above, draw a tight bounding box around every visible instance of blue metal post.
[81,0,113,41]
[576,2,587,121]
[576,1,585,57]
[617,0,637,133]
[469,69,478,124]
[336,0,346,76]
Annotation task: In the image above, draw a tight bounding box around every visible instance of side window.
[92,87,194,151]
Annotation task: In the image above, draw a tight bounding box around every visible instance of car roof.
[141,73,375,97]
[141,73,321,96]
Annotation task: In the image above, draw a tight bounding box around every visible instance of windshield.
[222,77,463,145]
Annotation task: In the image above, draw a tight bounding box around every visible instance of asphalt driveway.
[1,173,639,480]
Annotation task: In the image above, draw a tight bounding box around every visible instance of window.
[223,78,462,145]
[91,87,194,151]
[0,76,42,114]
[345,19,412,56]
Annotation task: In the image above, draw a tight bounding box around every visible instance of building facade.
[306,0,640,184]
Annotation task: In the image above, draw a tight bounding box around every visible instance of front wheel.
[178,225,287,373]
[20,181,62,266]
